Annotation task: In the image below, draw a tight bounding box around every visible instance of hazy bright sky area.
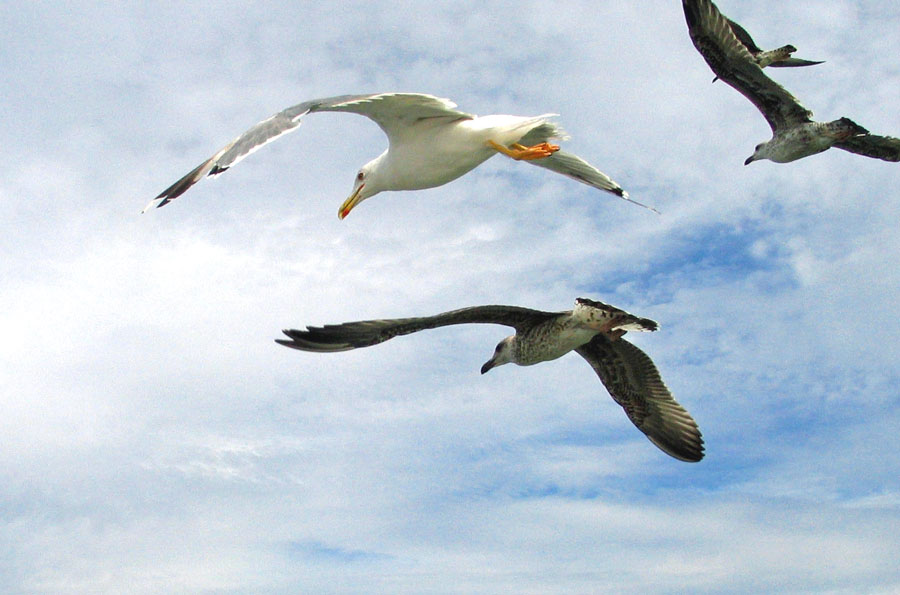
[2,1,899,592]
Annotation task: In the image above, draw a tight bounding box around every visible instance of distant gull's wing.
[517,127,656,212]
[143,93,472,211]
[834,134,900,162]
[576,335,704,462]
[726,18,823,67]
[768,57,825,68]
[277,305,560,353]
[683,0,813,132]
[726,17,762,54]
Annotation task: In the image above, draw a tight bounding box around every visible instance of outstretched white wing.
[143,93,472,211]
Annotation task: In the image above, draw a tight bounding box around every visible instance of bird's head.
[481,336,516,374]
[744,142,766,165]
[338,158,383,220]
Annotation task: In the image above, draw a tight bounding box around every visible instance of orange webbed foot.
[488,140,560,161]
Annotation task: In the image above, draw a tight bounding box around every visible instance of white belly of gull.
[381,113,558,191]
[382,121,495,190]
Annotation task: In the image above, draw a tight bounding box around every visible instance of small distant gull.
[683,0,900,164]
[143,93,654,217]
[710,16,823,82]
[277,297,704,462]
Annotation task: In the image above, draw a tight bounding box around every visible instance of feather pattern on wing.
[576,335,704,462]
[683,0,813,132]
[835,134,900,162]
[144,93,471,211]
[277,305,561,352]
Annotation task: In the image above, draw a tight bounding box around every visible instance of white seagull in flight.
[683,0,900,165]
[277,297,704,462]
[144,93,653,217]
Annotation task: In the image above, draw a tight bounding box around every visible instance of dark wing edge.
[277,305,560,353]
[521,150,661,213]
[834,134,900,162]
[768,58,825,68]
[515,125,647,207]
[576,335,704,462]
[725,18,761,54]
[727,18,824,67]
[683,0,812,132]
[143,94,380,211]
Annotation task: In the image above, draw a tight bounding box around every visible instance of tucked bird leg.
[596,315,629,339]
[606,328,627,341]
[487,140,560,161]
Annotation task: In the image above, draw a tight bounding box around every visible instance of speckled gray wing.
[834,134,900,162]
[277,305,561,353]
[576,335,704,462]
[683,0,812,132]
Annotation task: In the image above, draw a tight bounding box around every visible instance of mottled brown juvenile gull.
[277,297,704,462]
[684,0,900,164]
[143,93,652,217]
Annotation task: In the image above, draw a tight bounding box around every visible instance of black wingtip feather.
[682,0,702,30]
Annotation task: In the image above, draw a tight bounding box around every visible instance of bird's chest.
[386,122,494,189]
[771,124,832,162]
[516,324,596,366]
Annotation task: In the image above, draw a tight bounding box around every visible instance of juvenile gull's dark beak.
[480,358,497,375]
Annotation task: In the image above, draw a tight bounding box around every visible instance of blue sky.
[2,1,899,592]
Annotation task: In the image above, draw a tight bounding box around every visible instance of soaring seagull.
[683,0,900,164]
[143,93,652,217]
[277,298,704,462]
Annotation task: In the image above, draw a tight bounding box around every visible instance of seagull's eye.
[356,171,365,181]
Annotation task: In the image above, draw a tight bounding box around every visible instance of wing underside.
[683,0,812,132]
[576,335,704,462]
[144,93,472,211]
[277,305,560,352]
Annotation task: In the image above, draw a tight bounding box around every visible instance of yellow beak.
[338,184,364,220]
